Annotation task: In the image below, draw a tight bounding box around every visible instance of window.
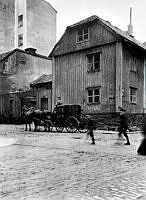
[87,52,100,72]
[131,64,137,72]
[130,87,137,104]
[18,15,23,28]
[3,59,12,74]
[18,34,23,46]
[130,57,137,72]
[76,27,89,42]
[87,87,100,104]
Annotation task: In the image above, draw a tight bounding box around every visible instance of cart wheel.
[78,114,89,133]
[44,120,53,132]
[65,116,79,133]
[55,119,64,132]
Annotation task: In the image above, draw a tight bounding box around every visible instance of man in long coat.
[118,107,130,145]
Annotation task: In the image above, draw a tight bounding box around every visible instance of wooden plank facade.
[0,90,35,123]
[50,15,146,114]
[30,74,52,112]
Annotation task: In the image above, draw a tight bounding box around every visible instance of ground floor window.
[129,87,137,104]
[87,87,100,104]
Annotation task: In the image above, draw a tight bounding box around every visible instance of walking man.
[118,107,130,145]
[86,115,96,145]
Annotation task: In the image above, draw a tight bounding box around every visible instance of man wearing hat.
[118,107,130,145]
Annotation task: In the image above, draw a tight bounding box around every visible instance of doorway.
[41,98,48,110]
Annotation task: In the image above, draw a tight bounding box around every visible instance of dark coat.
[137,117,146,155]
[120,112,128,130]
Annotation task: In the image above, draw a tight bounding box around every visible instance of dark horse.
[22,105,51,131]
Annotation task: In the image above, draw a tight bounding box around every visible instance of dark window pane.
[18,34,23,46]
[18,15,23,28]
[94,89,99,95]
[88,97,93,103]
[94,62,100,70]
[84,27,88,34]
[94,96,99,102]
[78,35,83,41]
[88,90,93,96]
[94,54,100,62]
[84,33,88,40]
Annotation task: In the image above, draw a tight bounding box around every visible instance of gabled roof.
[30,74,52,86]
[0,50,13,62]
[50,15,146,57]
[0,48,51,63]
[68,15,146,50]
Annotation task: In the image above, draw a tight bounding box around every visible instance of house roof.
[68,15,146,50]
[0,48,51,63]
[30,74,52,86]
[50,15,146,57]
[0,50,13,62]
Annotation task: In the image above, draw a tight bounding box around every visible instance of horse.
[22,105,51,131]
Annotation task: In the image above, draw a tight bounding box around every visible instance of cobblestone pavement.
[0,125,146,200]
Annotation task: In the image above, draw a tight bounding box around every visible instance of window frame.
[18,14,23,28]
[130,57,137,72]
[76,27,89,43]
[129,87,137,104]
[86,87,101,104]
[3,59,13,74]
[18,34,23,47]
[87,52,101,72]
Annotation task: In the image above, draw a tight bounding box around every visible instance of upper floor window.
[87,52,101,72]
[18,15,23,28]
[130,57,137,72]
[18,34,23,46]
[76,27,89,42]
[87,87,100,104]
[131,64,137,72]
[130,87,137,104]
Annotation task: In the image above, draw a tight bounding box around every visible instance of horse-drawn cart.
[23,104,89,133]
[45,104,89,133]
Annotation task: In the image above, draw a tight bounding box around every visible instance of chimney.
[25,47,37,55]
[127,7,133,36]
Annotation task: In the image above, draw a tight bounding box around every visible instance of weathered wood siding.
[35,86,52,111]
[53,20,117,56]
[0,92,21,123]
[122,45,144,113]
[52,17,145,114]
[54,43,116,113]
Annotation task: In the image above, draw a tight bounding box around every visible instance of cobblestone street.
[0,125,146,200]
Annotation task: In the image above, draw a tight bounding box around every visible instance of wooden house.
[30,74,52,111]
[50,15,146,114]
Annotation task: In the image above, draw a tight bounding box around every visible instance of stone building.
[0,0,56,56]
[0,48,52,123]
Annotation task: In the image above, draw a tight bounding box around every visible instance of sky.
[46,0,146,43]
